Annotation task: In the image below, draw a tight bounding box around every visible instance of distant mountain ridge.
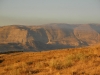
[0,23,100,52]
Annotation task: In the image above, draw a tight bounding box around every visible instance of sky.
[0,0,100,26]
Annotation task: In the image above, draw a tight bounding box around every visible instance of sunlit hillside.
[0,44,100,75]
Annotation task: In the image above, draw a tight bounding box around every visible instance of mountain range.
[0,23,100,52]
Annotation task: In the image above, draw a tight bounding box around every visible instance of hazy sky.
[0,0,100,26]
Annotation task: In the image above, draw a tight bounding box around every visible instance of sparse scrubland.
[0,45,100,75]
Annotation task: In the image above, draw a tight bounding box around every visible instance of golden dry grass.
[0,45,100,75]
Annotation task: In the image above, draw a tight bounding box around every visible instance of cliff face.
[0,24,100,52]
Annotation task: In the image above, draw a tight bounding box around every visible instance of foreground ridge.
[0,45,100,75]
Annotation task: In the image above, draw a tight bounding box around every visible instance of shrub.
[26,61,33,65]
[49,59,63,70]
[49,53,86,70]
[66,53,86,62]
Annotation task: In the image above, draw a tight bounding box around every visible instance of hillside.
[0,24,100,52]
[0,44,100,75]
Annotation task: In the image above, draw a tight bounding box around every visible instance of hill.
[0,44,100,75]
[0,23,100,52]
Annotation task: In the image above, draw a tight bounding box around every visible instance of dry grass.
[0,45,100,75]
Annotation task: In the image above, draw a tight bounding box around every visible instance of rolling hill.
[0,44,100,75]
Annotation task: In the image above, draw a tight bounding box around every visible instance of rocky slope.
[0,24,100,52]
